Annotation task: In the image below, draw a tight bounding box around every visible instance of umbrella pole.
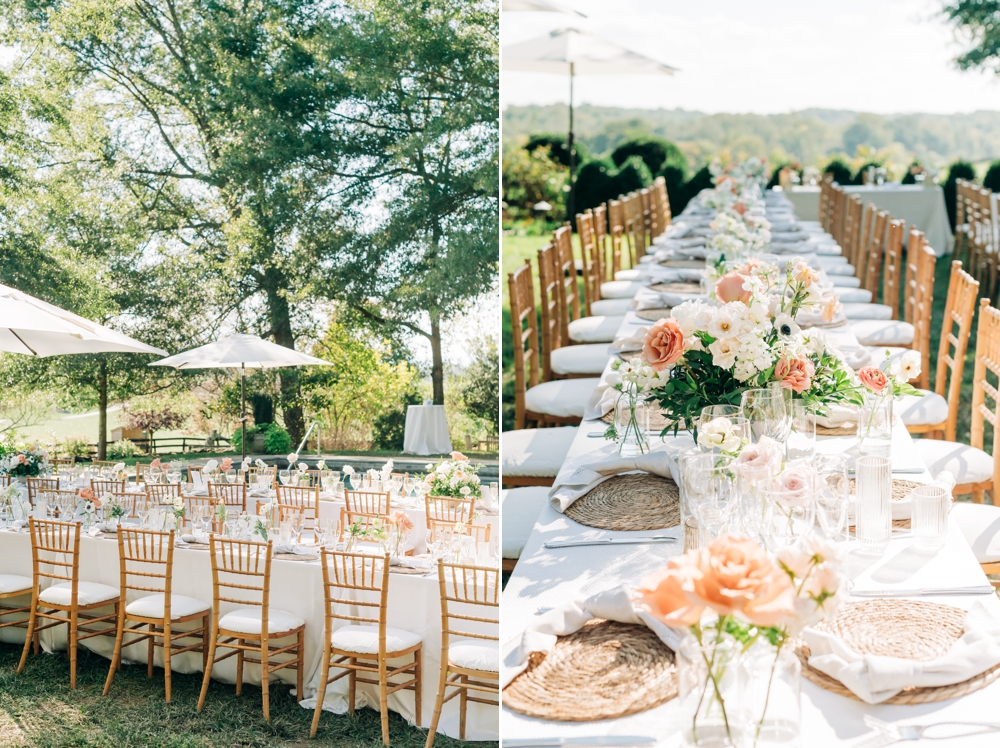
[241,363,247,462]
[567,61,576,224]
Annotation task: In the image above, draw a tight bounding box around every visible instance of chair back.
[275,484,319,529]
[841,195,864,267]
[639,187,653,247]
[436,561,499,664]
[552,224,580,345]
[934,261,981,440]
[27,477,59,506]
[343,490,390,534]
[208,536,272,627]
[828,184,846,246]
[608,200,625,277]
[882,219,906,318]
[902,230,938,391]
[319,550,389,649]
[507,260,540,429]
[861,209,889,295]
[576,210,601,314]
[27,518,81,597]
[207,481,246,511]
[971,302,1000,483]
[653,176,671,234]
[536,244,560,381]
[425,495,475,528]
[147,483,182,503]
[50,456,75,471]
[91,479,126,495]
[183,495,220,530]
[0,475,10,487]
[115,527,175,615]
[593,201,609,270]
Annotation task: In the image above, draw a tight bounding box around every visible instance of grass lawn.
[0,643,496,748]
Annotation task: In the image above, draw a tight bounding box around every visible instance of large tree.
[943,1,1000,72]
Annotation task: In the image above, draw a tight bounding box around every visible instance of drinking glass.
[912,484,949,550]
[787,403,816,460]
[167,468,182,484]
[812,454,849,542]
[489,482,499,507]
[403,475,413,497]
[699,404,742,420]
[331,471,341,486]
[225,469,238,484]
[740,388,790,444]
[279,469,293,486]
[762,483,816,549]
[679,453,735,547]
[855,455,891,555]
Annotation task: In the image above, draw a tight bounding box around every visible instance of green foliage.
[823,158,853,185]
[502,140,567,222]
[681,166,715,213]
[107,440,143,459]
[459,338,499,435]
[944,160,977,229]
[61,439,92,458]
[852,158,886,185]
[901,160,926,184]
[984,160,1000,193]
[574,155,653,213]
[263,424,291,455]
[943,1,1000,73]
[611,137,685,175]
[525,133,588,167]
[657,164,688,215]
[371,390,422,451]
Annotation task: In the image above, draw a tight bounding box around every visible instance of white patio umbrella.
[502,0,585,16]
[0,283,168,357]
[149,334,334,460]
[503,27,678,219]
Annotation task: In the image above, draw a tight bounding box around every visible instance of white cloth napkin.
[641,267,704,284]
[804,601,1000,704]
[501,585,685,688]
[842,348,874,371]
[549,451,675,512]
[391,554,433,569]
[610,327,648,353]
[811,402,860,429]
[583,380,619,420]
[637,291,702,309]
[274,543,318,555]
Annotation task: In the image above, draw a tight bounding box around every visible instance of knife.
[503,737,656,747]
[544,536,677,549]
[850,585,996,598]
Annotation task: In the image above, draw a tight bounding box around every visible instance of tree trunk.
[430,310,445,404]
[262,266,305,444]
[97,359,108,461]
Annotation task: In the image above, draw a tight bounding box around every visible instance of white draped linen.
[403,405,454,456]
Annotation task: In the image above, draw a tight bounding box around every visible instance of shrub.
[61,439,91,458]
[263,423,291,454]
[823,157,853,185]
[107,439,143,459]
[574,155,653,213]
[851,158,886,185]
[657,164,687,216]
[459,338,499,435]
[678,165,714,213]
[611,137,685,176]
[983,160,1000,193]
[944,160,977,230]
[371,390,422,451]
[524,133,588,168]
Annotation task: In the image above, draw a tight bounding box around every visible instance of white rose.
[896,350,921,383]
[606,371,622,387]
[287,453,298,464]
[342,465,354,475]
[459,486,471,496]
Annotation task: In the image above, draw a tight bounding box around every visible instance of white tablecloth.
[0,532,498,741]
[788,184,953,256]
[403,405,453,456]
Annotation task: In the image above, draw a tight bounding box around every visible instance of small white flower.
[297,462,308,472]
[606,371,622,387]
[773,313,800,338]
[459,486,471,496]
[342,465,354,475]
[286,453,298,464]
[896,350,921,383]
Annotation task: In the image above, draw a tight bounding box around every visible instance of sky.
[501,0,1000,115]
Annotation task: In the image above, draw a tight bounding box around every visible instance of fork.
[863,714,1000,741]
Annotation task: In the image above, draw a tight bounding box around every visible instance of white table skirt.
[403,405,453,456]
[788,184,953,256]
[0,531,498,741]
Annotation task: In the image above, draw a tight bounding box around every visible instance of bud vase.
[857,393,892,457]
[677,635,739,747]
[614,385,650,457]
[739,644,801,747]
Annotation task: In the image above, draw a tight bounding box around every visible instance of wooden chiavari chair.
[188,465,204,484]
[903,230,938,391]
[608,199,625,278]
[954,178,972,265]
[197,537,305,721]
[310,551,422,743]
[207,481,246,511]
[91,459,119,470]
[0,474,10,487]
[0,552,31,632]
[146,483,182,503]
[425,495,475,529]
[17,519,121,688]
[882,219,906,319]
[343,489,391,537]
[275,484,319,536]
[103,527,211,701]
[536,246,559,384]
[639,187,654,247]
[50,456,75,472]
[91,479,126,495]
[653,175,671,235]
[592,202,610,277]
[828,183,846,247]
[818,176,832,233]
[184,495,221,530]
[552,224,581,342]
[26,477,59,506]
[860,209,889,296]
[972,186,999,298]
[425,561,499,746]
[576,211,601,317]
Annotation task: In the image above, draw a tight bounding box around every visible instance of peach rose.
[642,318,685,371]
[858,366,888,393]
[773,356,815,394]
[150,458,161,469]
[390,510,414,532]
[450,451,468,461]
[715,272,751,304]
[731,201,747,215]
[78,488,95,501]
[220,458,233,471]
[635,556,706,628]
[17,455,25,464]
[689,535,795,627]
[822,296,840,323]
[736,258,762,276]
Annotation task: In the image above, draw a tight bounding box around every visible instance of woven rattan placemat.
[816,423,857,436]
[635,308,672,322]
[648,281,703,295]
[564,474,680,531]
[849,478,925,501]
[795,599,1000,704]
[503,619,678,721]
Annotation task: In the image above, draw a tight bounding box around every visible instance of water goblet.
[812,454,849,542]
[740,388,790,444]
[787,403,816,460]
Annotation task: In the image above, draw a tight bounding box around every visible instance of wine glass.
[167,468,181,484]
[679,453,735,547]
[225,469,238,484]
[740,388,790,444]
[813,454,850,543]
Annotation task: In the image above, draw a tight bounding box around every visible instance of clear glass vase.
[677,634,740,747]
[739,644,801,747]
[614,385,650,457]
[857,393,892,457]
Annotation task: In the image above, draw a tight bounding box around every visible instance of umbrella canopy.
[502,27,678,75]
[502,0,585,16]
[0,283,168,357]
[149,334,332,370]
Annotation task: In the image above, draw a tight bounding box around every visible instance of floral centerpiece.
[637,533,843,746]
[388,510,414,557]
[423,452,482,499]
[603,356,671,454]
[644,260,864,433]
[0,446,50,478]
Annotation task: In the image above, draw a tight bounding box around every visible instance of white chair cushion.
[125,594,210,620]
[816,245,842,256]
[39,581,119,607]
[449,640,499,672]
[591,298,633,315]
[897,391,948,427]
[912,439,995,485]
[835,288,873,303]
[831,275,861,288]
[600,281,643,299]
[524,378,598,420]
[568,315,625,344]
[850,320,915,346]
[218,607,305,635]
[501,487,549,559]
[614,269,641,281]
[842,303,892,320]
[824,264,856,276]
[818,255,848,266]
[501,427,577,478]
[864,346,912,366]
[330,624,422,654]
[0,575,31,595]
[951,503,1000,563]
[551,344,610,376]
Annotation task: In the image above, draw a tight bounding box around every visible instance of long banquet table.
[0,512,498,741]
[501,192,1000,745]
